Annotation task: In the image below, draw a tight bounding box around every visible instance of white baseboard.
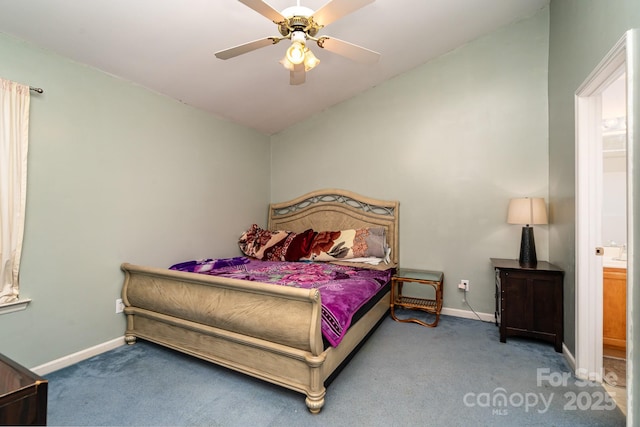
[442,307,495,323]
[32,336,126,376]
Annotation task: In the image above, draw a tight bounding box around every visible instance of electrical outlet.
[458,280,470,292]
[115,298,124,314]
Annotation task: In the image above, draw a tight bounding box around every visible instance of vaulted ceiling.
[0,0,549,134]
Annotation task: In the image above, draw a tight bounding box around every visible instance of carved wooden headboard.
[268,189,399,267]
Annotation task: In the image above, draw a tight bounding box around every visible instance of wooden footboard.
[121,262,391,413]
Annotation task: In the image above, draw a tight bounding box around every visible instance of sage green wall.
[547,0,640,355]
[0,33,270,368]
[271,10,549,315]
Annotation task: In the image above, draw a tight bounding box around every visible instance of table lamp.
[507,197,548,267]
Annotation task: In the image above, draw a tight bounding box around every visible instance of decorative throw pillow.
[301,227,388,262]
[238,224,291,261]
[238,225,388,263]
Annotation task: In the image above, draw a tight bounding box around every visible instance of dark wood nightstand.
[491,258,564,352]
[390,268,444,327]
[0,353,47,425]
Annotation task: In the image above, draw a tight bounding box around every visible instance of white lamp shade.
[507,198,548,225]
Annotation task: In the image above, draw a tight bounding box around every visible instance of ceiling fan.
[215,0,380,85]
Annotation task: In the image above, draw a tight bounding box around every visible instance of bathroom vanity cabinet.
[603,267,626,350]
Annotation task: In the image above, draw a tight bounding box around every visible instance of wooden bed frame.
[121,189,399,413]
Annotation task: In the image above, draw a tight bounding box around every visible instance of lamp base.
[519,226,537,268]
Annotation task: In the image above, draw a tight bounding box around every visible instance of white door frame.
[575,42,624,382]
[575,29,638,422]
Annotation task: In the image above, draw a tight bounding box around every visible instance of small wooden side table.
[391,268,444,327]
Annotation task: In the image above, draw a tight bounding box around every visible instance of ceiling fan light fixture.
[216,0,381,85]
[303,48,320,71]
[286,41,306,65]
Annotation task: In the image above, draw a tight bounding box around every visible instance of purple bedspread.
[170,257,393,347]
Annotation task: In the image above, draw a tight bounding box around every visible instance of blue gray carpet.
[46,314,626,426]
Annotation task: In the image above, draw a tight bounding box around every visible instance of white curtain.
[0,78,30,304]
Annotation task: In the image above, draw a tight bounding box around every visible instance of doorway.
[575,45,623,385]
[575,29,638,419]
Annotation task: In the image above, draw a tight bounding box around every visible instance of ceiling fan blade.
[290,63,306,85]
[238,0,286,23]
[312,0,375,27]
[317,37,380,64]
[215,37,277,60]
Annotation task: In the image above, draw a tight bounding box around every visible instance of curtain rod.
[29,86,44,94]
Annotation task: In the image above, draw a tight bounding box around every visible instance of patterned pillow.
[239,224,389,263]
[300,227,388,262]
[238,224,295,261]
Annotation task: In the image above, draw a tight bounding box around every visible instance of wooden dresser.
[0,353,47,425]
[491,258,564,352]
